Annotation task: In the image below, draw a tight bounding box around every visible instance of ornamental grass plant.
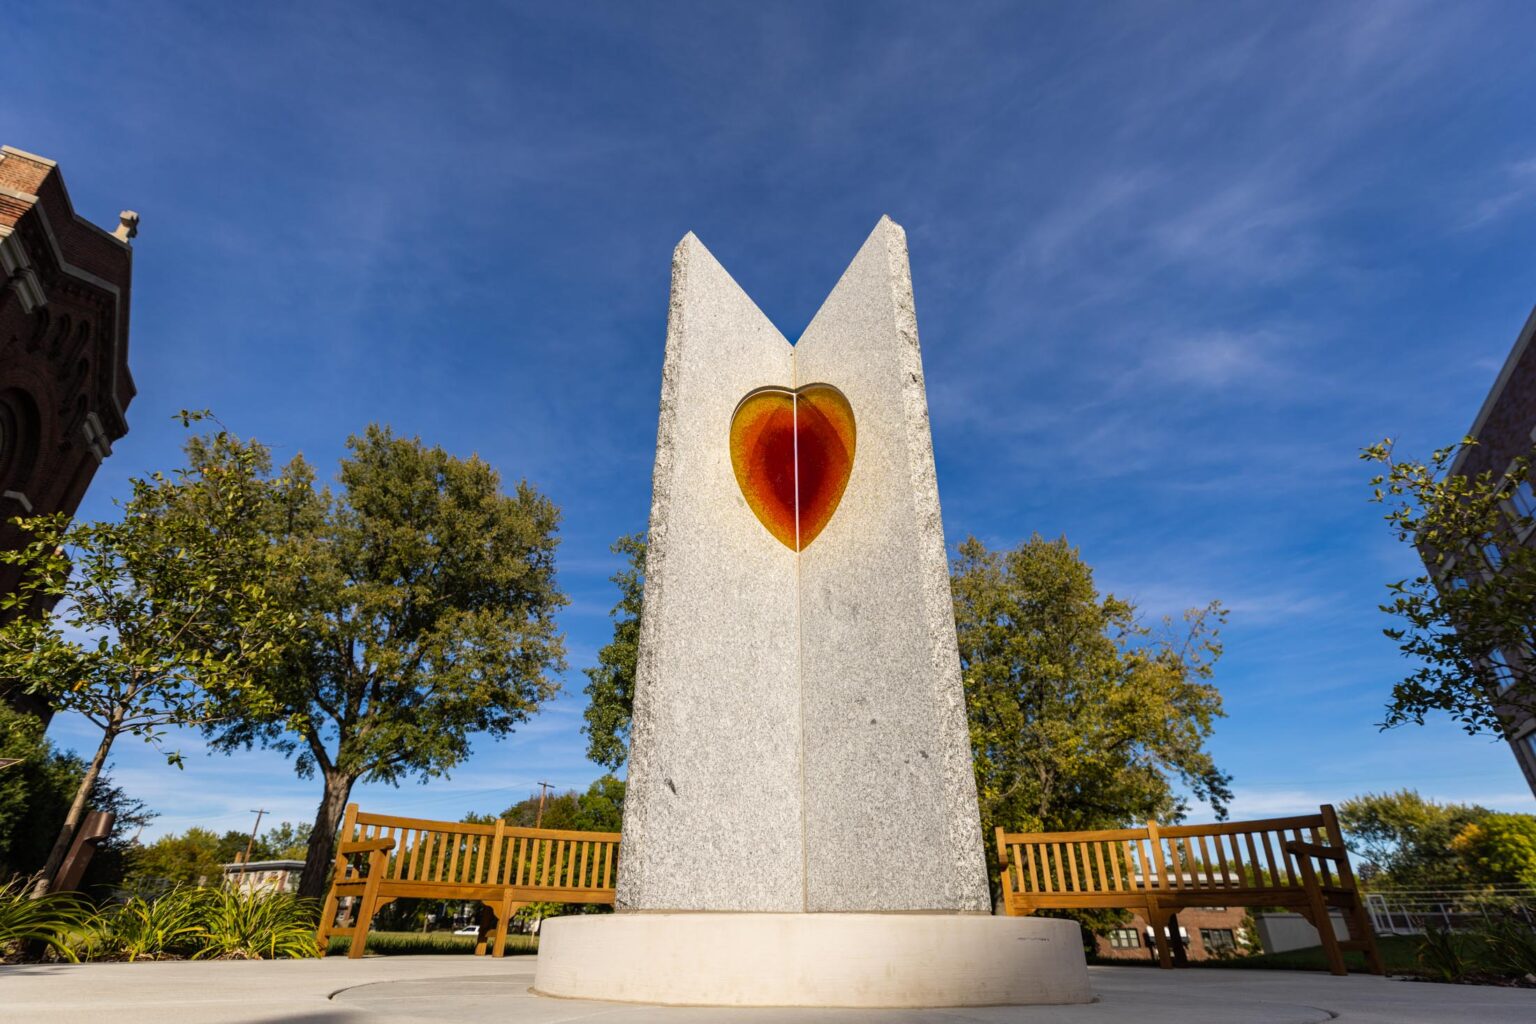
[1,881,319,962]
[0,877,90,962]
[83,888,213,961]
[192,887,319,959]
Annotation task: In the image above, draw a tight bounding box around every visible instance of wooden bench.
[316,804,621,958]
[995,805,1383,975]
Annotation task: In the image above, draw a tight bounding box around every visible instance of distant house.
[223,858,305,895]
[1088,872,1253,961]
[1093,904,1251,962]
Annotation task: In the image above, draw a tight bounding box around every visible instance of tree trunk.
[31,720,118,898]
[298,770,355,902]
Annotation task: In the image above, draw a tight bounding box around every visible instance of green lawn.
[325,930,539,957]
[1192,935,1420,974]
[1104,933,1529,983]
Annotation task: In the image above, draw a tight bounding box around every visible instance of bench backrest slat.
[998,806,1354,900]
[336,804,620,897]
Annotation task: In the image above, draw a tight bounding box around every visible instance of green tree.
[504,789,580,830]
[581,535,645,770]
[1362,437,1536,735]
[125,822,311,886]
[0,417,300,895]
[952,535,1231,849]
[1337,790,1490,888]
[257,821,311,860]
[571,775,625,833]
[0,703,152,890]
[480,776,625,832]
[207,426,567,901]
[1451,813,1536,888]
[125,827,227,888]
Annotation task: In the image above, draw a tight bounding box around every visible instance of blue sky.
[7,1,1536,842]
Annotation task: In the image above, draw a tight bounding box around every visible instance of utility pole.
[534,782,553,828]
[242,808,268,865]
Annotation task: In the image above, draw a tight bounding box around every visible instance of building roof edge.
[1451,303,1536,475]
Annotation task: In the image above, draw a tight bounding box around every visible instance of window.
[1488,649,1519,693]
[1482,539,1504,571]
[1201,928,1237,953]
[1107,928,1142,949]
[1523,732,1536,762]
[1509,478,1536,521]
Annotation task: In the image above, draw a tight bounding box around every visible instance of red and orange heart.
[729,383,855,551]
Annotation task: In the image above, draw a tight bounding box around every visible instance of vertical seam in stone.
[791,346,809,912]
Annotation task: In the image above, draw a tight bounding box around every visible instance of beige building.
[223,859,305,895]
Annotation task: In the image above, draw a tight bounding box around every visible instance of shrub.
[1415,925,1467,983]
[1475,914,1536,981]
[1452,815,1536,888]
[192,888,319,960]
[0,877,89,962]
[86,888,212,961]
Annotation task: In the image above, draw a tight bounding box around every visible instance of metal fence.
[1364,886,1536,934]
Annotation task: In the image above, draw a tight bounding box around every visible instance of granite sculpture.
[615,216,990,913]
[535,217,1091,1008]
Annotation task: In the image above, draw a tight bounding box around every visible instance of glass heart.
[729,383,855,551]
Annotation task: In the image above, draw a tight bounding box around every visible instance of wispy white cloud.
[1463,156,1536,229]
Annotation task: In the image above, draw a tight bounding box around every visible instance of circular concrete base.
[532,913,1092,1007]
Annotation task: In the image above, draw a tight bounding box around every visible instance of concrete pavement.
[2,954,1532,1023]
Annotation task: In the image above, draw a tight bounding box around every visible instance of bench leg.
[315,886,341,958]
[1142,902,1173,976]
[475,902,498,957]
[1168,913,1188,968]
[1345,895,1385,975]
[1301,901,1347,976]
[1146,899,1174,969]
[494,897,524,958]
[348,875,383,960]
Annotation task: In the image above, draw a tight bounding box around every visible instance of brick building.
[0,146,137,719]
[1445,305,1536,797]
[1092,905,1251,962]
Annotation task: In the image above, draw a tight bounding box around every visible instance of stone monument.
[534,217,1091,1007]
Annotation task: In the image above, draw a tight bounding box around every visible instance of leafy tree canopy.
[124,820,312,890]
[582,535,644,770]
[1362,437,1536,734]
[1338,789,1493,889]
[477,775,626,833]
[204,425,567,899]
[953,534,1231,843]
[0,703,152,892]
[1451,813,1536,889]
[0,413,301,894]
[124,827,228,889]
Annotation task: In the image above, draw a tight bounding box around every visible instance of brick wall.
[1094,905,1252,961]
[0,146,136,719]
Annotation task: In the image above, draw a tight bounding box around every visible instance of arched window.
[0,389,41,492]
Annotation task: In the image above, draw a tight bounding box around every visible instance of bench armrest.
[339,838,397,855]
[1283,840,1344,862]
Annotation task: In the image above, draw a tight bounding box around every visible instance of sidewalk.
[2,955,1531,1023]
